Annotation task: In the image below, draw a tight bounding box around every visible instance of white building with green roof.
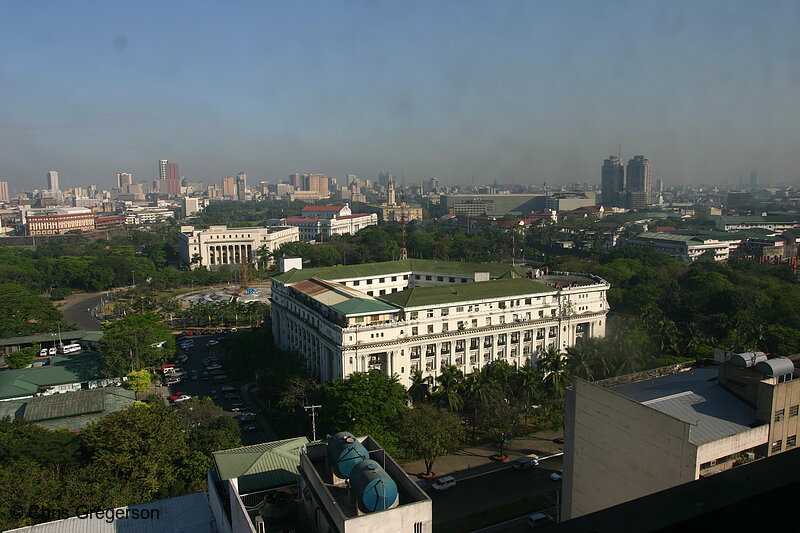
[271,259,610,387]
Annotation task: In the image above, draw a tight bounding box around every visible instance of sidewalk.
[400,429,564,481]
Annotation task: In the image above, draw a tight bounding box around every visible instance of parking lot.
[164,332,276,444]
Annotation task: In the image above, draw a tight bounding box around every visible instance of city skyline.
[1,1,798,190]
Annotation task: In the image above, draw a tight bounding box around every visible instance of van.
[527,512,554,529]
[431,476,456,491]
[48,347,57,356]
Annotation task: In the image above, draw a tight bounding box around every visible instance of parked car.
[550,470,563,481]
[431,476,456,491]
[207,364,223,371]
[236,412,257,422]
[221,386,236,392]
[48,347,57,355]
[39,348,48,357]
[165,377,182,385]
[168,392,190,402]
[527,512,555,529]
[242,424,258,432]
[513,456,539,470]
[206,339,219,346]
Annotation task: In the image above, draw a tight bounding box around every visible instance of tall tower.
[626,155,653,205]
[0,181,9,203]
[237,172,248,200]
[117,172,133,188]
[159,160,168,180]
[47,170,59,191]
[387,178,397,206]
[601,156,625,207]
[222,176,236,197]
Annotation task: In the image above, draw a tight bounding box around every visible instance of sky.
[1,1,799,191]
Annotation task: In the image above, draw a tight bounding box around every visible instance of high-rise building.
[750,171,758,187]
[601,156,625,207]
[387,178,396,206]
[47,170,59,191]
[626,155,652,205]
[117,172,133,188]
[222,176,236,197]
[237,172,248,201]
[0,181,9,203]
[159,160,168,180]
[427,177,439,193]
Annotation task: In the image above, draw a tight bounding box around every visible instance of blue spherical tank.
[327,432,370,479]
[349,460,398,513]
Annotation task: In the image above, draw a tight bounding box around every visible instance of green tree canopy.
[399,405,464,476]
[99,313,175,377]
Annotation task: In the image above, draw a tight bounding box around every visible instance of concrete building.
[222,176,237,197]
[601,156,625,207]
[178,224,300,269]
[117,171,133,188]
[712,215,797,232]
[545,191,597,212]
[271,259,609,389]
[46,170,59,191]
[276,205,377,241]
[623,232,730,262]
[562,355,800,521]
[442,193,547,216]
[23,206,96,235]
[0,180,9,203]
[182,196,203,218]
[122,206,175,225]
[626,155,652,205]
[237,172,248,201]
[298,433,432,533]
[287,173,331,201]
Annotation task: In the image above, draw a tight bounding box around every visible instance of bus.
[59,343,82,354]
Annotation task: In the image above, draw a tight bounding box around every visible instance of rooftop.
[302,205,345,211]
[611,365,761,445]
[273,258,527,284]
[212,436,309,494]
[291,278,398,315]
[633,232,707,243]
[379,277,552,308]
[0,351,105,400]
[5,491,215,533]
[0,330,103,348]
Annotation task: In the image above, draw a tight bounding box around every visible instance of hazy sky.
[1,1,799,191]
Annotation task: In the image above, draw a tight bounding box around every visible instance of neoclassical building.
[271,259,610,388]
[178,224,299,269]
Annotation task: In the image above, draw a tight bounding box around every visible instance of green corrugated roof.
[0,351,104,400]
[0,330,103,347]
[0,387,135,430]
[213,436,310,494]
[379,277,553,308]
[274,259,525,284]
[330,298,398,315]
[636,232,705,243]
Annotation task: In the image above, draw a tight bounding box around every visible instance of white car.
[206,340,219,346]
[431,475,456,491]
[550,470,563,481]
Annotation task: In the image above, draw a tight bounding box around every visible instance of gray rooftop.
[5,491,215,533]
[611,365,761,445]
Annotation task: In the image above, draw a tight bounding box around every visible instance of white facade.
[277,212,378,241]
[271,260,609,389]
[123,207,175,225]
[178,224,300,269]
[624,232,730,262]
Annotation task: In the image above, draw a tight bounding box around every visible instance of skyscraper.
[117,172,133,188]
[601,156,625,207]
[387,178,396,206]
[159,160,168,180]
[222,176,236,197]
[626,155,652,206]
[750,171,758,187]
[47,170,59,191]
[0,181,9,203]
[166,162,180,195]
[237,172,248,201]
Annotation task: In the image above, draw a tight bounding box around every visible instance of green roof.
[23,387,135,423]
[379,277,553,308]
[0,351,105,400]
[635,232,705,243]
[213,436,309,494]
[330,298,398,315]
[274,259,526,284]
[0,329,103,348]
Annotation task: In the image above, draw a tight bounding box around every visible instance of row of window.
[773,405,799,422]
[772,435,797,452]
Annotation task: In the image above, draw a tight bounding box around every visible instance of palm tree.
[514,363,542,424]
[256,244,271,270]
[190,253,202,268]
[433,365,464,412]
[463,369,495,438]
[538,346,571,399]
[408,369,433,405]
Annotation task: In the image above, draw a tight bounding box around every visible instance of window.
[415,275,420,280]
[367,291,373,296]
[355,317,364,323]
[427,310,434,318]
[427,325,434,333]
[772,440,783,452]
[442,323,449,332]
[426,275,432,280]
[441,308,449,316]
[449,277,455,282]
[391,276,396,281]
[538,310,544,318]
[379,277,385,283]
[790,405,798,417]
[456,306,464,312]
[775,409,785,422]
[788,435,797,448]
[379,289,385,295]
[437,276,444,281]
[486,317,492,326]
[410,311,418,319]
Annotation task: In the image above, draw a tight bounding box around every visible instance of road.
[430,455,563,526]
[61,292,105,330]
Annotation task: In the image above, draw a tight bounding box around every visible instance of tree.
[433,365,464,412]
[538,346,571,399]
[479,396,521,459]
[408,369,432,405]
[126,369,152,392]
[6,347,36,369]
[400,405,464,476]
[99,313,175,377]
